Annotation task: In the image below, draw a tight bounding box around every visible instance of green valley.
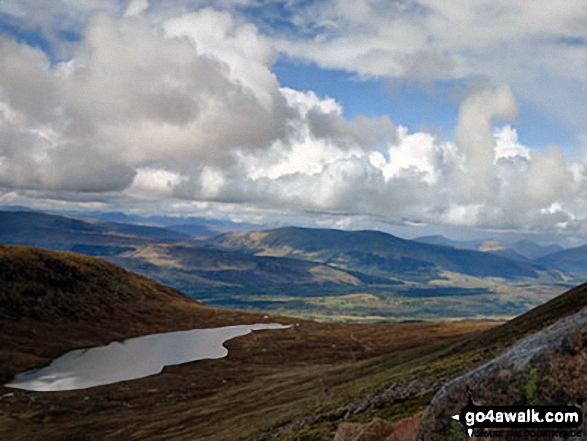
[0,210,573,321]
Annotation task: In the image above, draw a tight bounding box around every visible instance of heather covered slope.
[420,299,587,440]
[0,245,497,441]
[334,283,587,440]
[0,244,274,384]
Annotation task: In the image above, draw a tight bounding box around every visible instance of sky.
[1,0,587,237]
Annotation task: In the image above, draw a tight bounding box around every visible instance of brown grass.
[0,244,498,440]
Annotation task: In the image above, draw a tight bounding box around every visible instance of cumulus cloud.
[1,3,587,233]
[124,0,150,17]
[0,8,396,202]
[273,0,587,137]
[0,10,288,185]
[169,86,586,232]
[454,85,517,201]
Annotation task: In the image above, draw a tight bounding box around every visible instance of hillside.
[1,245,585,440]
[0,244,272,383]
[204,227,553,282]
[419,287,587,440]
[0,211,570,320]
[0,210,189,252]
[110,242,393,294]
[200,227,570,320]
[536,244,587,276]
[0,245,498,441]
[334,282,587,440]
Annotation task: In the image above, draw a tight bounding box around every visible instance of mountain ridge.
[204,226,555,282]
[0,210,570,320]
[536,243,587,276]
[414,234,565,261]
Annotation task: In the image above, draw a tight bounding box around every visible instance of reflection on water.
[6,323,290,392]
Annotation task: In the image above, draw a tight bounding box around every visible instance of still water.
[6,323,290,392]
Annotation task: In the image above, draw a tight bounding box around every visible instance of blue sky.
[0,1,581,154]
[0,0,587,235]
[0,10,574,155]
[274,56,459,131]
[273,56,580,156]
[0,12,56,57]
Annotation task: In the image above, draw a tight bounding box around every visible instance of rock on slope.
[419,305,586,440]
[335,414,424,441]
[334,283,587,441]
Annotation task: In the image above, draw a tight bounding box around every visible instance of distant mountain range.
[0,210,575,320]
[204,227,554,281]
[1,207,264,237]
[415,233,587,279]
[0,210,190,248]
[414,234,564,260]
[0,210,385,291]
[535,243,587,276]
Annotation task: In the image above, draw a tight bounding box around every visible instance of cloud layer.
[275,0,587,135]
[0,2,586,233]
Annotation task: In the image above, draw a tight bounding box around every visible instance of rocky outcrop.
[335,413,423,441]
[419,306,587,440]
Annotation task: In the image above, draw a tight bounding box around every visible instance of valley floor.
[1,316,496,440]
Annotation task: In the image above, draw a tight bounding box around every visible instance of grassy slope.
[0,244,279,384]
[271,282,587,440]
[0,245,497,441]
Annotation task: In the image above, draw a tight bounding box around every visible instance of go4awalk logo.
[451,389,583,437]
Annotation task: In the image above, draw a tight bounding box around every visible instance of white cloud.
[124,0,150,17]
[0,3,587,233]
[5,1,587,136]
[380,126,455,184]
[494,125,530,160]
[163,9,279,111]
[127,167,187,198]
[454,85,517,201]
[0,9,294,188]
[274,0,587,136]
